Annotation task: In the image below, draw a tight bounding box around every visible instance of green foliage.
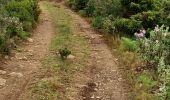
[92,16,104,29]
[65,0,89,11]
[138,72,157,89]
[137,25,170,99]
[79,10,86,17]
[0,0,40,54]
[85,0,122,17]
[114,18,142,35]
[121,37,138,52]
[5,0,40,31]
[58,48,71,60]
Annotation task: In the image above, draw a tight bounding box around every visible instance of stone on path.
[27,38,34,43]
[67,55,75,60]
[0,70,7,75]
[0,78,6,86]
[9,72,23,78]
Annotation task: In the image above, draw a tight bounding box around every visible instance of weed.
[58,48,71,60]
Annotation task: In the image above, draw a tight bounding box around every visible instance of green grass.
[31,1,91,100]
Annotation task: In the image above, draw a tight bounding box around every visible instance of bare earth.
[0,4,54,100]
[0,1,128,100]
[62,5,128,100]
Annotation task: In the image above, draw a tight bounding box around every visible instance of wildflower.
[156,40,159,43]
[144,42,149,47]
[154,25,160,32]
[141,29,146,34]
[162,32,168,37]
[135,32,145,38]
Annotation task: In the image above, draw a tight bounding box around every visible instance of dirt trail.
[62,4,128,100]
[0,1,128,100]
[0,4,54,100]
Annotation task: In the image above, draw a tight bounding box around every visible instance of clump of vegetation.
[58,48,71,60]
[137,25,170,99]
[0,0,40,54]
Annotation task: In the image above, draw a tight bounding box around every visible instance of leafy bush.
[85,0,122,17]
[5,0,40,31]
[65,0,89,11]
[92,16,104,29]
[58,48,71,60]
[0,0,40,54]
[79,10,86,17]
[114,18,142,35]
[121,37,138,52]
[137,25,170,99]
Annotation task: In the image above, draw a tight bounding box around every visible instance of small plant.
[58,48,71,60]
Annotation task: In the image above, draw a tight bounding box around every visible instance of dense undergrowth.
[65,0,170,99]
[0,0,40,55]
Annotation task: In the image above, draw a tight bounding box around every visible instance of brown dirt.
[0,3,54,100]
[61,4,129,100]
[0,1,129,100]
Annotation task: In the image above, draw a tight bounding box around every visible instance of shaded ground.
[0,1,128,100]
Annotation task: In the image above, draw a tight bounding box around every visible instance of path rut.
[62,4,128,100]
[0,4,54,100]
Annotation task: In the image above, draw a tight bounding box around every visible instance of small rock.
[9,72,23,78]
[96,96,100,99]
[115,58,118,61]
[4,56,9,60]
[0,78,6,86]
[27,38,34,43]
[91,95,95,99]
[67,55,75,60]
[20,56,28,61]
[0,70,7,75]
[18,64,24,68]
[91,36,95,39]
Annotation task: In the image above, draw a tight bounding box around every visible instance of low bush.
[58,48,71,60]
[137,25,170,99]
[0,0,40,54]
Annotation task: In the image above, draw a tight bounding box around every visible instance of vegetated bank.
[65,0,170,99]
[0,0,40,55]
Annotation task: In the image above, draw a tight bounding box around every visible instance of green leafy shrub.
[138,72,157,90]
[85,0,122,17]
[137,25,170,99]
[121,37,138,52]
[65,0,89,11]
[5,0,40,31]
[92,16,104,29]
[0,0,40,54]
[58,48,71,60]
[79,10,87,17]
[114,18,142,35]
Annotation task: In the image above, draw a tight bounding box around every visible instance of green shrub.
[102,17,115,34]
[5,0,40,31]
[121,37,138,52]
[79,10,86,17]
[65,0,89,11]
[138,72,157,90]
[114,18,142,35]
[0,0,40,53]
[85,0,122,17]
[58,48,71,60]
[137,25,170,99]
[92,16,104,29]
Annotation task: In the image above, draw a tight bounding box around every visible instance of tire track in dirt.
[61,4,129,100]
[0,3,54,100]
